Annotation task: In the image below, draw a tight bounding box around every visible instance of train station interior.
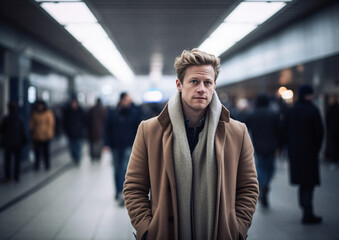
[0,0,338,239]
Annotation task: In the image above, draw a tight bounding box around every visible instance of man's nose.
[197,82,206,93]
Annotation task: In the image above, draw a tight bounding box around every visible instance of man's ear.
[176,79,182,92]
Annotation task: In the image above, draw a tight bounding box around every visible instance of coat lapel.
[158,105,179,240]
[213,120,227,240]
[213,106,229,240]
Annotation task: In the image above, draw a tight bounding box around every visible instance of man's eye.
[205,81,212,85]
[191,80,198,84]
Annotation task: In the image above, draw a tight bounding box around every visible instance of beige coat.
[30,110,55,141]
[124,105,259,240]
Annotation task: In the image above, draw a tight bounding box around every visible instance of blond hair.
[174,48,220,82]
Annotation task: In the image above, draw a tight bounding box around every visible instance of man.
[124,49,259,240]
[87,98,106,161]
[105,92,140,206]
[246,93,281,208]
[284,83,323,224]
[30,100,55,170]
[63,98,86,165]
[0,102,27,182]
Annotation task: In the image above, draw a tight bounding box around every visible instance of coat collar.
[157,104,171,129]
[220,105,230,123]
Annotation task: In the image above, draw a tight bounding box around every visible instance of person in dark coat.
[63,98,86,165]
[284,83,324,224]
[105,92,141,206]
[0,102,27,182]
[87,98,107,161]
[246,93,281,208]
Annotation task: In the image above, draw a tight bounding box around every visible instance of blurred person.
[30,100,55,170]
[275,96,290,162]
[284,83,324,224]
[105,92,140,206]
[277,95,290,122]
[246,93,281,208]
[87,98,107,161]
[232,98,250,123]
[63,98,86,165]
[140,102,165,120]
[123,49,258,240]
[325,96,339,169]
[0,102,27,182]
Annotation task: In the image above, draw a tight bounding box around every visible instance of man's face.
[71,100,78,110]
[37,103,44,111]
[176,65,216,113]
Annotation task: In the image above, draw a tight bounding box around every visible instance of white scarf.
[168,91,222,240]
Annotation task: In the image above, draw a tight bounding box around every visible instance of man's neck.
[182,106,207,128]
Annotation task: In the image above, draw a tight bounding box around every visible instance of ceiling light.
[38,1,135,80]
[41,2,96,24]
[82,39,134,82]
[35,0,81,2]
[226,2,286,25]
[199,22,256,56]
[245,0,292,2]
[199,38,235,58]
[65,23,108,42]
[210,22,256,42]
[199,1,288,56]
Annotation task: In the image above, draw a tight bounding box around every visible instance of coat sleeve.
[236,124,259,239]
[123,121,152,240]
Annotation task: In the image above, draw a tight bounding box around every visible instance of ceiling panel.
[87,0,239,75]
[0,0,337,77]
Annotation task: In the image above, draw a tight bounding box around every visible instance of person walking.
[246,93,281,208]
[0,102,27,182]
[284,83,324,224]
[123,49,258,240]
[105,92,140,206]
[30,100,55,170]
[63,98,86,165]
[88,98,107,161]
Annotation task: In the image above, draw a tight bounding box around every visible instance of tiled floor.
[0,148,338,240]
[248,159,339,240]
[0,149,134,240]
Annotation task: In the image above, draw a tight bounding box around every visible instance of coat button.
[168,216,174,223]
